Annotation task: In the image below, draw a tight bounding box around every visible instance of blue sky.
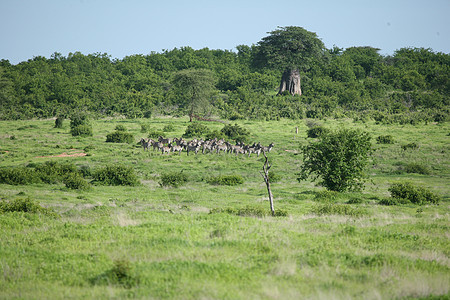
[1,0,449,64]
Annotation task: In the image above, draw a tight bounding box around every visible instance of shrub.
[310,203,366,217]
[163,124,175,132]
[298,128,373,192]
[106,131,134,144]
[376,135,395,144]
[404,163,431,175]
[205,130,226,140]
[140,124,150,133]
[206,174,244,186]
[401,142,419,151]
[115,124,127,131]
[91,259,138,288]
[93,165,139,186]
[182,122,210,138]
[63,173,90,190]
[378,197,410,206]
[71,124,93,137]
[34,161,78,184]
[210,206,288,218]
[70,112,90,129]
[388,182,440,205]
[54,117,64,128]
[159,171,188,187]
[0,198,57,216]
[307,126,329,138]
[0,167,40,185]
[147,128,164,139]
[268,171,281,183]
[220,124,250,143]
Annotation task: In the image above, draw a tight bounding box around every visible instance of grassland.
[0,117,449,299]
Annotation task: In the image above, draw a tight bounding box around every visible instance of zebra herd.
[140,136,274,157]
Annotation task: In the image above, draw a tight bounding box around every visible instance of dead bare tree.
[260,151,275,216]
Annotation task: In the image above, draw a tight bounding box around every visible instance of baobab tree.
[254,26,326,96]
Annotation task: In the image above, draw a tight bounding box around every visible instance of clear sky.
[1,0,449,64]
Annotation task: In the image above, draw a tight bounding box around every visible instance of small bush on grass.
[310,203,366,217]
[163,124,175,132]
[106,131,134,144]
[115,124,127,131]
[205,130,226,140]
[70,124,93,137]
[140,124,150,133]
[210,206,288,217]
[307,126,329,138]
[54,117,64,128]
[388,182,440,205]
[378,197,410,206]
[404,163,431,175]
[91,259,139,288]
[0,198,57,216]
[63,173,90,190]
[182,122,210,138]
[376,135,395,144]
[0,167,41,185]
[401,142,419,151]
[206,175,244,186]
[148,128,165,139]
[220,124,250,143]
[93,165,139,186]
[160,171,188,187]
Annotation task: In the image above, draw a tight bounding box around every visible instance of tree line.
[0,27,448,122]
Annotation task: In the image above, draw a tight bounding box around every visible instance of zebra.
[171,143,183,155]
[140,138,151,151]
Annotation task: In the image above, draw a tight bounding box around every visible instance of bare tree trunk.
[278,68,301,96]
[260,151,274,216]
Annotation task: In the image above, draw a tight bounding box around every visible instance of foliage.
[71,124,93,137]
[54,117,64,128]
[401,142,419,151]
[114,124,127,131]
[306,126,329,138]
[388,182,440,205]
[159,171,188,187]
[376,135,395,144]
[0,167,41,185]
[92,165,139,186]
[182,122,210,138]
[404,163,431,175]
[0,198,57,216]
[91,259,139,288]
[106,131,134,144]
[220,123,250,143]
[63,173,90,190]
[206,175,244,186]
[162,124,175,132]
[310,203,366,217]
[147,128,165,139]
[298,128,373,192]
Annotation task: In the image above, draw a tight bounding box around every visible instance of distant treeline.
[0,46,448,122]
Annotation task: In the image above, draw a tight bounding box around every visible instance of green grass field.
[0,117,449,299]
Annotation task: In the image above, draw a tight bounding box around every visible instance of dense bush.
[148,128,165,139]
[115,124,127,131]
[388,182,440,205]
[404,163,431,175]
[401,142,419,151]
[106,131,134,143]
[220,124,250,143]
[71,124,93,137]
[92,165,139,186]
[0,167,40,185]
[0,198,57,216]
[54,117,64,128]
[63,173,90,190]
[182,122,210,138]
[299,128,373,192]
[307,126,330,138]
[205,130,226,140]
[163,124,175,132]
[376,135,395,144]
[206,174,244,186]
[159,171,188,187]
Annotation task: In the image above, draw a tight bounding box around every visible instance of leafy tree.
[298,128,373,192]
[254,26,326,95]
[172,69,216,121]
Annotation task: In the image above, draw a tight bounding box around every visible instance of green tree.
[254,26,326,96]
[298,128,373,192]
[172,69,216,121]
